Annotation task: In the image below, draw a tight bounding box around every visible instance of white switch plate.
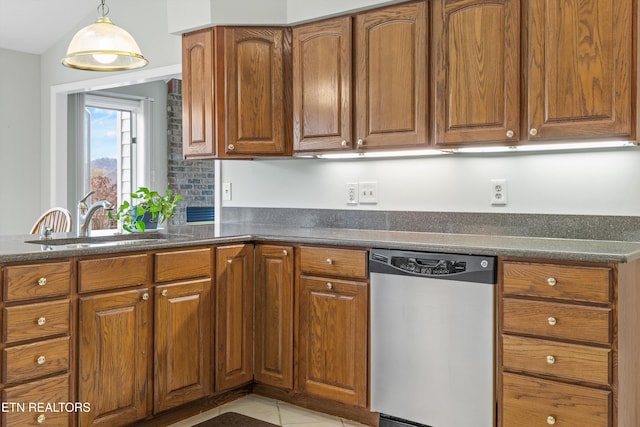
[346,182,359,205]
[490,179,507,205]
[359,181,378,204]
[222,182,232,201]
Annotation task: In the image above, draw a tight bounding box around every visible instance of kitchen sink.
[24,232,190,249]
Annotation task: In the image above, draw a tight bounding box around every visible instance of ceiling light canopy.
[62,0,148,72]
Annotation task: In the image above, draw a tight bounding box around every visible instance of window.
[79,93,149,230]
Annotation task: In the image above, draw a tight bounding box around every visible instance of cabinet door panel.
[433,0,520,145]
[182,28,215,157]
[155,279,212,412]
[220,28,291,156]
[355,2,428,148]
[215,244,254,391]
[255,245,294,389]
[293,17,352,152]
[298,276,368,407]
[79,289,151,426]
[526,0,632,140]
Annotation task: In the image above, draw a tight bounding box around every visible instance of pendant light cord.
[98,0,109,18]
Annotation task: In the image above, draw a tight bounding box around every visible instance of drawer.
[299,246,367,279]
[4,300,69,343]
[502,262,611,304]
[502,372,610,427]
[502,335,611,386]
[3,261,71,302]
[503,298,611,344]
[2,374,71,427]
[3,336,70,384]
[155,247,212,282]
[79,253,149,292]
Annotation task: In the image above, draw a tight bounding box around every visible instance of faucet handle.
[79,191,95,205]
[39,226,52,240]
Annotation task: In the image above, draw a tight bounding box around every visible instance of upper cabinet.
[293,2,429,154]
[293,17,353,152]
[182,27,292,159]
[354,2,429,150]
[525,0,634,141]
[432,0,520,146]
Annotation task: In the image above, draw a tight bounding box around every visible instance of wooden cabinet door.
[215,244,254,391]
[154,279,212,413]
[78,289,151,427]
[254,245,294,389]
[293,17,352,152]
[182,28,215,157]
[218,27,291,157]
[354,2,428,149]
[526,0,633,141]
[297,276,368,407]
[433,0,520,146]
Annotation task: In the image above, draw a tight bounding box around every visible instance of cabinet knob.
[548,316,557,326]
[282,250,288,256]
[547,277,557,286]
[37,355,46,365]
[547,415,556,425]
[357,139,364,146]
[38,277,47,286]
[37,317,46,326]
[326,282,333,290]
[228,144,235,151]
[506,130,514,138]
[529,128,538,136]
[142,293,149,301]
[341,140,348,147]
[546,355,556,364]
[161,289,168,297]
[326,258,333,265]
[36,414,46,424]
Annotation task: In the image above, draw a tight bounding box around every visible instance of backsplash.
[220,207,640,242]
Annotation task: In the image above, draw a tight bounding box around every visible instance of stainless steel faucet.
[77,191,114,237]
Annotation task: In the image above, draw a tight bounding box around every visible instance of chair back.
[30,208,73,234]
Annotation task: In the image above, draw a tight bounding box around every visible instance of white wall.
[0,49,42,234]
[220,148,640,216]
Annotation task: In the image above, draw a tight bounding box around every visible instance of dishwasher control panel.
[370,248,496,284]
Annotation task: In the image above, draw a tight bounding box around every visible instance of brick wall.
[166,79,215,225]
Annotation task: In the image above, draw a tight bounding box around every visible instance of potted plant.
[109,187,182,232]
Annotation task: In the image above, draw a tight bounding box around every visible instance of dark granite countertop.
[2,223,640,264]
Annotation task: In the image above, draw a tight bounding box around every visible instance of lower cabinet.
[215,244,254,391]
[254,244,294,389]
[78,288,152,427]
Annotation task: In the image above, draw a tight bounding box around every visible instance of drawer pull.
[142,293,149,301]
[357,139,364,146]
[161,289,168,297]
[506,129,514,138]
[547,415,556,425]
[37,355,46,365]
[282,250,288,256]
[326,282,333,290]
[37,317,46,326]
[36,414,46,424]
[38,277,47,286]
[326,258,333,265]
[547,316,557,326]
[547,277,557,286]
[546,355,556,364]
[341,140,348,147]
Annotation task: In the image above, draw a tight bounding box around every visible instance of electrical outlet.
[346,182,359,205]
[222,182,232,201]
[359,181,378,204]
[490,179,507,205]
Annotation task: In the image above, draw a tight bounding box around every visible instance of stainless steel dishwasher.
[369,248,496,427]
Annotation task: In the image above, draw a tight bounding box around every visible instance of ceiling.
[0,0,96,54]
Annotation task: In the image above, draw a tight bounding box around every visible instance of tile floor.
[168,394,369,427]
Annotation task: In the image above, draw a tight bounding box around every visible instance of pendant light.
[62,0,148,71]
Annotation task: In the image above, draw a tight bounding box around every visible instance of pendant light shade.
[62,1,148,71]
